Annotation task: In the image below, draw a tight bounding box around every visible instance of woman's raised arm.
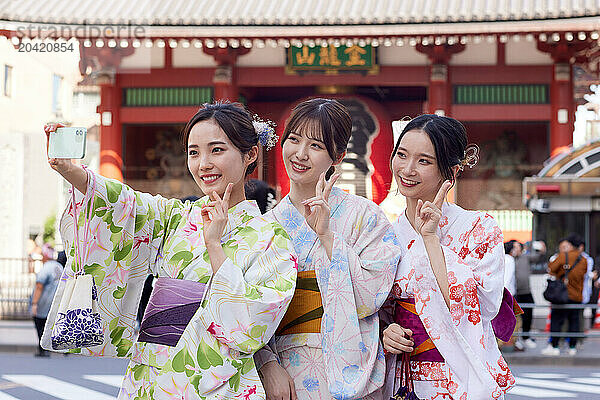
[44,123,88,194]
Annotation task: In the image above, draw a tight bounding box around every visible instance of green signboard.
[287,45,378,74]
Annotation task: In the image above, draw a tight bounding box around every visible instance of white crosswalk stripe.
[83,375,123,388]
[2,375,116,400]
[509,373,600,398]
[516,377,600,394]
[510,385,577,398]
[521,373,569,379]
[0,392,20,400]
[568,377,600,385]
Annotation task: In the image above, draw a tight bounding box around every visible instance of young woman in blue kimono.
[42,103,297,399]
[255,98,401,400]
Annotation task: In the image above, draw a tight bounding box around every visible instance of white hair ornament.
[252,117,277,151]
[460,144,480,170]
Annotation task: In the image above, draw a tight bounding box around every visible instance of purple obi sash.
[492,288,519,342]
[138,277,207,347]
[393,289,518,361]
[394,298,444,362]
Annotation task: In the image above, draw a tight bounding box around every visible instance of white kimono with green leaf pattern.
[42,170,297,399]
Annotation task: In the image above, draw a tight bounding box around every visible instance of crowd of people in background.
[503,239,547,351]
[503,233,599,357]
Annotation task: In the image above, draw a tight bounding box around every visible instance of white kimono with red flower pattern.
[381,203,515,400]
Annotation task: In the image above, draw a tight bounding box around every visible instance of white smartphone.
[48,127,87,159]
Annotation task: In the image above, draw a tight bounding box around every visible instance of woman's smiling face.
[282,120,335,186]
[391,129,444,201]
[187,119,254,201]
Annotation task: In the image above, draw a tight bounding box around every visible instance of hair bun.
[460,144,480,170]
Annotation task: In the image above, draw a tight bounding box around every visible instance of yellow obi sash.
[276,270,323,335]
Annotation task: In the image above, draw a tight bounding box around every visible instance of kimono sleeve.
[319,201,400,318]
[253,341,279,371]
[407,213,513,397]
[42,169,180,357]
[198,223,296,355]
[463,215,506,320]
[411,212,505,323]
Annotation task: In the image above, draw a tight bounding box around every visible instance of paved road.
[0,353,598,399]
[508,365,600,399]
[0,353,127,399]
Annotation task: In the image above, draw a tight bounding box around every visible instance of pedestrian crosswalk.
[0,375,121,399]
[509,372,600,399]
[82,375,122,388]
[1,372,599,399]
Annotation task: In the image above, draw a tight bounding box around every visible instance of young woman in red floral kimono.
[381,115,515,400]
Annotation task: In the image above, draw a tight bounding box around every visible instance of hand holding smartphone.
[47,127,87,159]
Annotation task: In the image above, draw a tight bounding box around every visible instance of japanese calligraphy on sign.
[287,45,378,74]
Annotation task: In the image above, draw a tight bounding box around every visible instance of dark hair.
[564,233,584,248]
[56,251,67,268]
[504,240,520,255]
[181,102,258,176]
[181,195,200,203]
[391,114,468,183]
[282,98,352,179]
[245,179,277,214]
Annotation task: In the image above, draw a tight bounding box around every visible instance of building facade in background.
[2,0,600,244]
[0,36,82,258]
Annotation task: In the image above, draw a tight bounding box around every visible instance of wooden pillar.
[428,64,450,115]
[98,78,123,181]
[416,43,465,116]
[213,64,238,101]
[537,35,592,156]
[204,47,250,101]
[550,62,574,156]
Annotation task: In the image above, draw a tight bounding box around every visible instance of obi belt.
[394,289,523,362]
[493,288,523,342]
[138,277,207,347]
[276,270,323,335]
[394,298,444,362]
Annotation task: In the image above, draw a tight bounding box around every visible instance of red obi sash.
[394,298,444,363]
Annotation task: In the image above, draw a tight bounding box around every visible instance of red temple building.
[3,1,600,241]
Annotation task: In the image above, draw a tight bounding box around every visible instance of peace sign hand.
[202,183,233,247]
[414,180,452,238]
[302,173,339,236]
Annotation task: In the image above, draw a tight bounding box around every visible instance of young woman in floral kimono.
[41,103,297,399]
[255,98,401,400]
[381,115,515,400]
